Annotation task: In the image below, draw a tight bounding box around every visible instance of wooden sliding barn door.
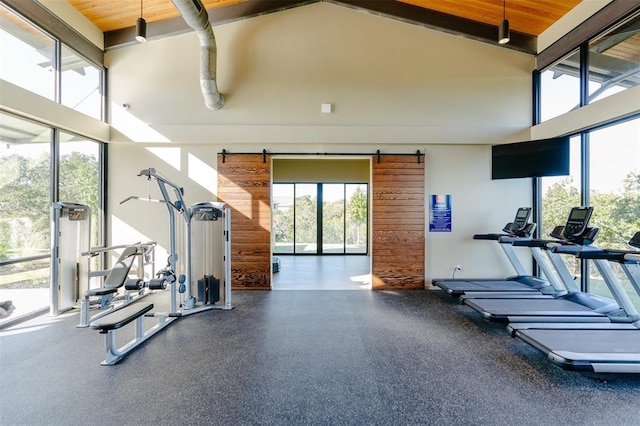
[217,154,271,290]
[371,155,425,290]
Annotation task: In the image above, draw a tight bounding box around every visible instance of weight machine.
[51,201,158,320]
[120,167,232,315]
[51,202,91,315]
[51,169,231,364]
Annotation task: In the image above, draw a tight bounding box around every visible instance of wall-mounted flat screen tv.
[491,136,570,180]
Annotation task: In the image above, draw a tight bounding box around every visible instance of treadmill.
[506,231,640,333]
[459,229,581,302]
[431,207,556,297]
[463,207,621,323]
[512,232,640,373]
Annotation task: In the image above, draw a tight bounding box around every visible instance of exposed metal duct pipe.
[171,0,225,110]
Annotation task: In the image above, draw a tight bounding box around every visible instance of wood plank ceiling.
[67,0,245,32]
[66,0,582,52]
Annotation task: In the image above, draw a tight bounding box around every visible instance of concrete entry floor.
[271,255,371,290]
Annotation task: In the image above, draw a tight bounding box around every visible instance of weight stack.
[197,275,221,304]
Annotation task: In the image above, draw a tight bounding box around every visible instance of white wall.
[105,2,535,284]
[424,145,531,283]
[106,2,534,145]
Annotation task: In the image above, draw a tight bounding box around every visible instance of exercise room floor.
[2,290,640,425]
[272,255,371,290]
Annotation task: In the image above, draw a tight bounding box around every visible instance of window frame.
[533,6,640,291]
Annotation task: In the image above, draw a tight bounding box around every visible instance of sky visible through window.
[541,71,639,194]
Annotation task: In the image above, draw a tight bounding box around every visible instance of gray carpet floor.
[1,289,640,425]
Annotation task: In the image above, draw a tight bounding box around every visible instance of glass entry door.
[273,183,367,255]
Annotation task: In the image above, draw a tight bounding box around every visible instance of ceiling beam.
[106,0,536,53]
[327,0,536,54]
[105,0,317,50]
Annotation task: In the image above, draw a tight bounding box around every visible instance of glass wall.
[345,184,367,254]
[273,183,368,255]
[536,10,640,293]
[0,3,55,100]
[539,136,582,279]
[60,45,103,120]
[537,118,639,292]
[540,12,640,123]
[540,136,582,237]
[587,14,640,104]
[589,118,640,248]
[58,131,101,248]
[0,114,104,326]
[0,113,52,323]
[0,3,106,325]
[294,184,318,254]
[272,184,294,254]
[540,50,581,122]
[322,184,345,254]
[587,118,640,306]
[0,4,104,120]
[0,113,52,260]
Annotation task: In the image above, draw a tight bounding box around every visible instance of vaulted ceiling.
[65,0,582,53]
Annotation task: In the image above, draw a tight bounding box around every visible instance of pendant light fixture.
[498,0,510,44]
[135,0,147,42]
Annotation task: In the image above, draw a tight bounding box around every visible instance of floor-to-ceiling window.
[0,3,106,325]
[0,113,52,322]
[0,113,105,325]
[59,45,103,120]
[587,118,640,308]
[272,184,295,254]
[587,15,640,105]
[58,131,102,248]
[535,9,640,293]
[0,3,55,100]
[273,182,368,255]
[539,136,582,280]
[345,183,367,254]
[540,49,581,122]
[294,183,318,254]
[0,3,104,121]
[322,183,345,254]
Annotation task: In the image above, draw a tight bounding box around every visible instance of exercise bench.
[90,302,176,365]
[78,246,145,328]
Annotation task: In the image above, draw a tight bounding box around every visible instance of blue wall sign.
[429,194,452,232]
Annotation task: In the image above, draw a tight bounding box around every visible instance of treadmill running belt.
[438,280,540,291]
[464,298,608,321]
[516,329,640,372]
[518,329,640,354]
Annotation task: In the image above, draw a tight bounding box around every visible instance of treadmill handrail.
[473,232,510,241]
[511,238,550,248]
[576,248,640,263]
[473,222,535,241]
[550,244,595,255]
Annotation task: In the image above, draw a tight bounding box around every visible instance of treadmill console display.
[512,207,532,232]
[563,207,593,238]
